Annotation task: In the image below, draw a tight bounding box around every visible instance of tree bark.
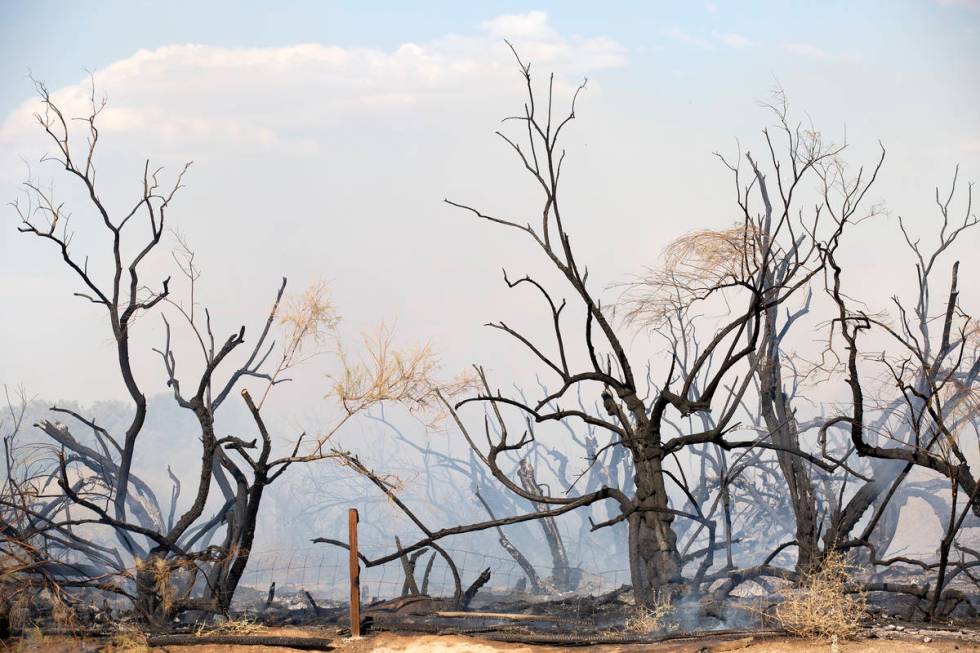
[627,443,682,606]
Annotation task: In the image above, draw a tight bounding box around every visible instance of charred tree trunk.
[755,289,820,575]
[474,490,548,593]
[824,458,903,558]
[207,390,276,613]
[774,439,819,573]
[627,442,682,606]
[517,458,573,591]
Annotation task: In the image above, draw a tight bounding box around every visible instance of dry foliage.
[774,551,866,641]
[333,324,437,414]
[620,224,762,326]
[249,279,344,408]
[623,595,675,634]
[332,324,475,420]
[279,279,342,357]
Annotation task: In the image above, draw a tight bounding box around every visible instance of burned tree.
[638,161,980,618]
[441,50,887,606]
[312,50,886,612]
[0,387,76,636]
[823,169,980,618]
[1,81,355,625]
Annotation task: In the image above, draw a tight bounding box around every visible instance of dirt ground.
[330,631,980,653]
[8,627,980,653]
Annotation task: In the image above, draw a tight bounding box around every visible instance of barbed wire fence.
[237,544,631,606]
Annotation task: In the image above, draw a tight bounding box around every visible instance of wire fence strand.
[238,545,630,604]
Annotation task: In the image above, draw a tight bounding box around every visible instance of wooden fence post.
[348,508,361,637]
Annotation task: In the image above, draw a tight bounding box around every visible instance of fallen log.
[479,627,786,647]
[433,610,588,625]
[147,633,334,650]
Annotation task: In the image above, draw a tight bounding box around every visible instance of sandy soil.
[329,631,980,652]
[8,628,980,652]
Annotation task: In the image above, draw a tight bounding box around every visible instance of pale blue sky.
[0,1,978,410]
[2,1,977,116]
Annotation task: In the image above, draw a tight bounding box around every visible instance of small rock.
[924,636,933,643]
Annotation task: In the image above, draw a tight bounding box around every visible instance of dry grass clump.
[6,590,32,632]
[774,550,866,641]
[48,589,79,632]
[195,615,268,636]
[624,595,675,634]
[102,625,151,652]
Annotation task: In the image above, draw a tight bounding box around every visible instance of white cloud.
[713,32,755,48]
[0,11,632,406]
[783,42,828,59]
[0,12,627,150]
[665,28,756,51]
[663,27,714,50]
[782,42,859,63]
[480,10,557,41]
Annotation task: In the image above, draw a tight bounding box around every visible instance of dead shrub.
[48,589,79,632]
[7,589,32,633]
[624,595,675,634]
[774,550,866,641]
